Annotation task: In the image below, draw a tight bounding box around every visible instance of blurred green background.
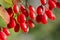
[0,0,60,40]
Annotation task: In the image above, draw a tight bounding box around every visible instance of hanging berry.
[41,0,46,5]
[41,14,48,24]
[0,31,7,40]
[28,20,35,28]
[48,0,56,10]
[3,28,10,36]
[36,15,42,23]
[20,23,29,33]
[13,4,19,14]
[7,18,16,28]
[14,23,20,32]
[17,14,26,23]
[45,10,56,20]
[37,6,43,15]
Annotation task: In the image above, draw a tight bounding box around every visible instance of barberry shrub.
[0,0,60,40]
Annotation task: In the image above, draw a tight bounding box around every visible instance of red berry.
[22,9,29,17]
[41,0,46,5]
[17,14,26,23]
[37,6,43,15]
[48,3,53,10]
[29,6,35,13]
[30,11,36,20]
[0,38,2,40]
[41,14,48,24]
[48,0,56,10]
[14,24,20,32]
[20,5,28,17]
[25,21,29,27]
[0,31,7,40]
[7,24,12,29]
[36,15,42,23]
[53,0,58,3]
[45,10,56,20]
[28,20,35,28]
[8,18,16,28]
[6,7,14,18]
[20,5,25,12]
[29,6,36,20]
[3,28,10,36]
[20,23,29,33]
[56,2,60,9]
[13,4,19,14]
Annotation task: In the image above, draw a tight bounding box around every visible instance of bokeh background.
[0,0,60,40]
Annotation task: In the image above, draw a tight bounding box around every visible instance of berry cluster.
[0,0,60,40]
[0,28,10,40]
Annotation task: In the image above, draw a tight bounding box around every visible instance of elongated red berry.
[8,18,16,28]
[41,14,48,24]
[29,6,36,20]
[56,2,60,9]
[22,9,29,17]
[20,23,29,33]
[29,6,35,13]
[6,7,14,18]
[48,0,56,10]
[36,15,42,23]
[3,28,10,36]
[17,14,26,23]
[0,31,7,40]
[0,37,1,39]
[13,4,19,14]
[41,0,46,5]
[28,20,35,28]
[20,5,25,12]
[14,24,20,32]
[37,6,43,15]
[45,10,56,20]
[30,11,36,20]
[20,5,29,17]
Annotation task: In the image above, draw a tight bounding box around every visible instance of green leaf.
[0,16,7,27]
[4,0,13,4]
[0,0,13,8]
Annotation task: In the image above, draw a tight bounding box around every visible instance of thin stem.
[25,0,30,8]
[25,0,28,8]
